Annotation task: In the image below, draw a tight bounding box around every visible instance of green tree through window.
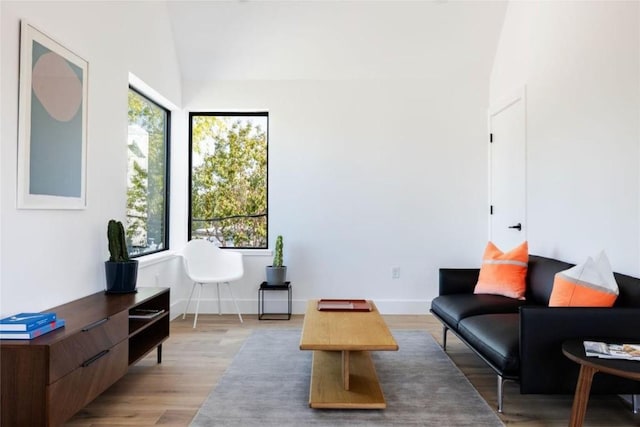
[189,112,267,248]
[127,88,169,256]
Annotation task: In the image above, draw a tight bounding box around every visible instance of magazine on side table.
[583,341,640,361]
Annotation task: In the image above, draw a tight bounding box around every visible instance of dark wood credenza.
[0,287,170,426]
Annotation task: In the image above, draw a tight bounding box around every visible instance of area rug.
[190,329,504,426]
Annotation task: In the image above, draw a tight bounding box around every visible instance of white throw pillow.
[549,251,619,307]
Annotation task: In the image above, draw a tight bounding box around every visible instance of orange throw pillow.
[474,241,528,300]
[549,251,618,307]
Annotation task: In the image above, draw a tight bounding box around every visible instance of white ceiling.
[166,1,508,81]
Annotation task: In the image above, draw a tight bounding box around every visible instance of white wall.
[0,1,182,316]
[11,1,636,318]
[490,1,640,275]
[179,1,508,314]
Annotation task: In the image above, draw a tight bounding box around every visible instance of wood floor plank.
[64,314,639,426]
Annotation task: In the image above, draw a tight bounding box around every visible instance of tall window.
[127,87,170,256]
[189,112,268,249]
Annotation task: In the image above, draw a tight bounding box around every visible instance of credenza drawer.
[47,339,128,426]
[49,310,128,382]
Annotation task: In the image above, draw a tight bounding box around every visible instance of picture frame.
[17,21,88,209]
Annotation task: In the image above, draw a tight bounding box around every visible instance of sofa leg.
[497,375,505,413]
[442,325,448,351]
[633,394,639,414]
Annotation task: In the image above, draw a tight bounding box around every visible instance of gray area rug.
[190,329,504,426]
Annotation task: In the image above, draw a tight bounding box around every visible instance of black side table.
[562,340,640,427]
[258,282,292,320]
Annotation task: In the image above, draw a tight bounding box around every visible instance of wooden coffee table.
[299,300,398,409]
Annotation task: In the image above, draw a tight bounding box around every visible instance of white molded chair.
[181,239,244,327]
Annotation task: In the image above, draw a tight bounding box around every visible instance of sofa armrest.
[439,268,480,295]
[520,306,640,394]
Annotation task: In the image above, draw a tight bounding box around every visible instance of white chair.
[181,239,244,327]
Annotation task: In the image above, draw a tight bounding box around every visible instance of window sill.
[231,249,273,257]
[136,251,179,269]
[134,248,271,268]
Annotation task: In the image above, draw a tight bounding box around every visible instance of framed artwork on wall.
[17,21,88,209]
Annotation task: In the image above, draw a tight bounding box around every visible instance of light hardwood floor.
[66,314,639,426]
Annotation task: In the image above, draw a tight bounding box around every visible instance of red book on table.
[317,299,372,312]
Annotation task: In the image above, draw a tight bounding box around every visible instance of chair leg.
[225,282,243,323]
[216,283,222,315]
[193,283,203,328]
[183,282,197,320]
[633,394,639,414]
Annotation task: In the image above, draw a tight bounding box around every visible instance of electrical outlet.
[392,267,400,279]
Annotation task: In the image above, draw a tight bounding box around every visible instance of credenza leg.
[157,344,163,364]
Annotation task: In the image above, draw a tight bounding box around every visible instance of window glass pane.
[127,88,169,256]
[190,113,268,248]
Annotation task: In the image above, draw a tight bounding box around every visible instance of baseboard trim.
[171,298,432,316]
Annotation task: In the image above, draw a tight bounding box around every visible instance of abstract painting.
[17,21,88,209]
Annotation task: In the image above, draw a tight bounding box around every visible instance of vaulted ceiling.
[166,1,508,82]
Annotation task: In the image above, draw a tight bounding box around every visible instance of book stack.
[0,312,66,340]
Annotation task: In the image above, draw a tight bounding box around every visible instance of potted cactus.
[104,219,138,294]
[265,235,287,286]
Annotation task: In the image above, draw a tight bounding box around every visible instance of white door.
[488,89,526,250]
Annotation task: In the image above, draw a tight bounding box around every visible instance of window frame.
[188,111,269,250]
[127,85,171,258]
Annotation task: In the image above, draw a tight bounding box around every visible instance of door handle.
[508,223,522,231]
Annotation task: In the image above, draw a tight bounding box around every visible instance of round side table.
[562,340,640,427]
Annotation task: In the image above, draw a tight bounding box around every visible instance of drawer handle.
[82,317,109,332]
[82,349,110,367]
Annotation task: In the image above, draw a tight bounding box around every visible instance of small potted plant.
[104,219,138,294]
[265,235,287,286]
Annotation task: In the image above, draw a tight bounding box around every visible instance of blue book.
[0,313,56,332]
[0,312,57,331]
[0,318,65,340]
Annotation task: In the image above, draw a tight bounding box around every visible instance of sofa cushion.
[549,252,618,307]
[458,313,520,377]
[613,272,640,307]
[526,255,574,305]
[431,294,526,330]
[474,241,528,300]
